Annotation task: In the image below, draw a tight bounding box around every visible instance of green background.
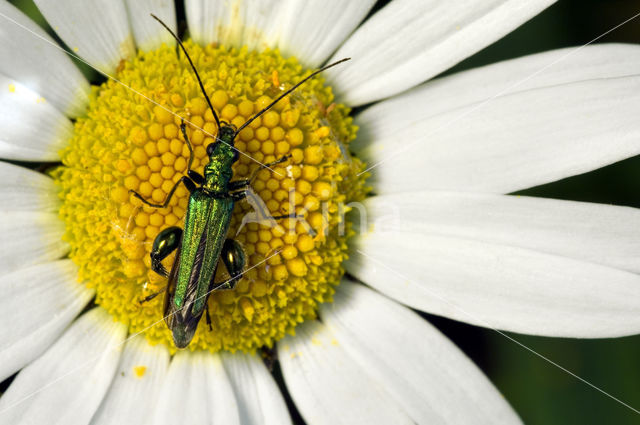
[7,0,640,423]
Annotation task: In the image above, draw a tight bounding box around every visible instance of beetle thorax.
[203,144,235,192]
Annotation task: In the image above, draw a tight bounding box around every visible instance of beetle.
[131,15,349,348]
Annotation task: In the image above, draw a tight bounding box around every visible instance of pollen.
[52,42,368,353]
[133,365,147,378]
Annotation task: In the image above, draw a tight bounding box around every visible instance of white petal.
[320,281,521,424]
[124,0,176,52]
[0,1,89,117]
[355,43,640,140]
[327,0,554,106]
[0,76,72,161]
[355,45,640,194]
[0,161,59,212]
[153,351,240,425]
[185,0,374,67]
[221,352,292,425]
[0,308,127,425]
[0,211,69,274]
[279,321,412,425]
[186,0,282,51]
[0,260,94,382]
[347,226,640,338]
[33,0,135,74]
[91,336,170,425]
[363,192,640,274]
[275,0,376,67]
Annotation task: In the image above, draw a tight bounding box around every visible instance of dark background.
[7,0,640,423]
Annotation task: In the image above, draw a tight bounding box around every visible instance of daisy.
[0,0,638,424]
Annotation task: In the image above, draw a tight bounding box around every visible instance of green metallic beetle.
[131,15,348,348]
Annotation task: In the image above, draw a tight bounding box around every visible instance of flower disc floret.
[53,41,368,353]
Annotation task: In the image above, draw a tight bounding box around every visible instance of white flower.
[0,0,639,424]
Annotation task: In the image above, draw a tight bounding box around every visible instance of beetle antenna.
[234,58,350,136]
[150,13,221,129]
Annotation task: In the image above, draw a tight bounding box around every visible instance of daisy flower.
[0,0,639,424]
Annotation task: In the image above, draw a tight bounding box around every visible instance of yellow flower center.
[52,41,368,353]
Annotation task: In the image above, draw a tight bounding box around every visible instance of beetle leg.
[228,154,291,191]
[230,189,248,202]
[209,279,233,292]
[139,286,167,304]
[129,118,199,208]
[181,119,208,185]
[130,175,195,208]
[208,239,246,292]
[221,239,246,287]
[205,301,213,331]
[227,179,249,192]
[229,188,307,224]
[269,213,316,236]
[270,213,298,220]
[188,170,204,185]
[179,118,197,174]
[179,119,207,185]
[150,226,182,277]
